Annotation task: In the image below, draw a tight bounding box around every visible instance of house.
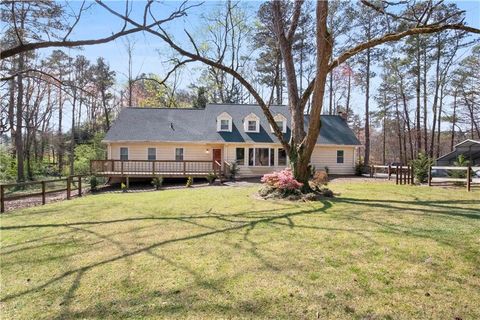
[91,104,361,180]
[436,139,480,166]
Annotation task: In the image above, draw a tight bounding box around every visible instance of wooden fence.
[369,165,414,185]
[428,165,480,192]
[0,175,85,213]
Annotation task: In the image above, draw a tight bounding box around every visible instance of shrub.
[206,172,217,184]
[449,155,470,186]
[311,170,328,187]
[186,176,193,188]
[90,176,98,191]
[261,168,303,191]
[324,166,329,175]
[121,182,127,192]
[228,162,239,181]
[151,176,163,190]
[411,153,433,183]
[355,162,364,176]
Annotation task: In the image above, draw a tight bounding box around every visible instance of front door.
[213,149,222,171]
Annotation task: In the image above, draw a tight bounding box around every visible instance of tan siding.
[109,143,212,161]
[106,142,356,176]
[310,146,355,175]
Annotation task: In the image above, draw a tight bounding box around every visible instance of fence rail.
[369,165,414,185]
[428,165,480,192]
[90,160,221,177]
[0,175,85,213]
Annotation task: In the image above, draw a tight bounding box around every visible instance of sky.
[32,0,480,127]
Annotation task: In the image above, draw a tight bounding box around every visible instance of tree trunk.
[16,53,25,182]
[450,90,457,151]
[364,47,371,165]
[70,93,76,175]
[422,47,428,154]
[415,37,421,155]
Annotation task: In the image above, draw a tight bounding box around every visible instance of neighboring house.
[92,104,361,179]
[436,139,480,166]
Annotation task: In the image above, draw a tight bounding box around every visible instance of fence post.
[0,185,4,213]
[395,166,399,185]
[407,166,410,185]
[410,166,414,185]
[467,165,471,192]
[388,164,391,180]
[41,181,46,205]
[67,177,71,200]
[78,176,82,197]
[428,166,432,187]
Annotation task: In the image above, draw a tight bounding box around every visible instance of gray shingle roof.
[104,104,361,146]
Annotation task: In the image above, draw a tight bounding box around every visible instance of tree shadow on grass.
[2,195,478,318]
[0,201,332,305]
[334,198,480,220]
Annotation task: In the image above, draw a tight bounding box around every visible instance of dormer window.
[217,112,232,132]
[244,113,260,133]
[270,114,287,133]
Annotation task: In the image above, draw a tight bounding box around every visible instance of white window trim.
[336,150,345,164]
[217,112,233,132]
[175,147,185,161]
[119,147,129,161]
[244,113,260,133]
[147,147,156,161]
[247,147,275,167]
[270,114,287,133]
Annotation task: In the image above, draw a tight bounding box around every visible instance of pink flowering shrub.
[261,168,303,190]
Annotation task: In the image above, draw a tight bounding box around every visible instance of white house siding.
[223,144,356,176]
[107,142,356,176]
[310,146,355,175]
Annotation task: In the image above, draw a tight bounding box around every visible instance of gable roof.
[104,103,361,146]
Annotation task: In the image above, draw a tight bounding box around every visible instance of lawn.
[1,181,479,319]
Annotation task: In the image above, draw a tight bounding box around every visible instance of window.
[175,148,184,161]
[244,113,260,132]
[248,148,273,166]
[220,119,230,131]
[247,120,257,132]
[278,148,287,166]
[271,114,287,133]
[236,148,245,165]
[120,147,128,160]
[217,112,232,132]
[148,148,156,161]
[337,150,344,164]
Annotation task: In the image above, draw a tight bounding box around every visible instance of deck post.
[78,176,82,197]
[126,177,129,189]
[388,164,391,180]
[183,162,186,175]
[1,185,4,213]
[152,161,155,176]
[467,165,471,192]
[410,166,414,185]
[41,181,46,205]
[121,161,124,176]
[67,177,71,200]
[428,165,432,186]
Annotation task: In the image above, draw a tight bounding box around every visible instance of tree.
[91,57,115,130]
[95,0,479,187]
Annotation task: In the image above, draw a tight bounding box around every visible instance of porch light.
[205,148,210,154]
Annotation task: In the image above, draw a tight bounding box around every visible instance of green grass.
[1,182,479,319]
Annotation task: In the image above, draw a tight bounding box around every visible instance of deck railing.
[90,160,221,177]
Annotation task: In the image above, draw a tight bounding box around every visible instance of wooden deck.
[90,160,223,178]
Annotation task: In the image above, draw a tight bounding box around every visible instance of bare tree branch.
[300,23,480,109]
